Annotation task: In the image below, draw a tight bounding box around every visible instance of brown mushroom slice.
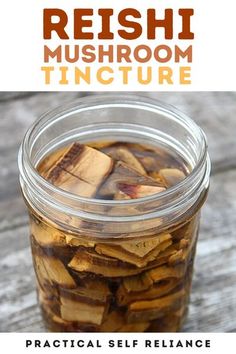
[37,146,70,176]
[34,254,54,288]
[123,273,153,293]
[179,238,190,249]
[35,254,76,288]
[126,289,185,322]
[95,234,172,268]
[117,322,150,332]
[68,250,144,277]
[147,264,185,283]
[148,171,163,184]
[86,140,115,150]
[43,142,113,198]
[100,311,125,332]
[59,279,111,304]
[30,220,66,248]
[68,240,178,278]
[117,278,180,306]
[60,297,107,325]
[114,191,131,200]
[98,161,164,198]
[168,236,197,266]
[65,235,95,248]
[95,239,172,268]
[119,184,165,199]
[159,168,186,188]
[41,301,74,327]
[138,156,160,173]
[121,234,172,258]
[59,176,98,197]
[104,146,147,175]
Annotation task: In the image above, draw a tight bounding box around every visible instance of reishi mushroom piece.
[159,168,186,188]
[104,146,147,175]
[43,142,113,197]
[98,161,165,198]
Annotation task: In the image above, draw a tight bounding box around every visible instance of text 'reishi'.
[42,7,194,86]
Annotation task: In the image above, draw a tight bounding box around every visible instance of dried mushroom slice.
[179,239,190,249]
[60,296,107,325]
[159,168,186,188]
[104,146,147,175]
[34,254,53,288]
[137,156,160,173]
[127,289,185,322]
[147,264,185,283]
[65,235,95,248]
[168,235,197,266]
[98,161,164,198]
[100,311,125,332]
[41,301,74,327]
[43,142,113,197]
[118,184,166,199]
[38,146,70,176]
[68,250,145,277]
[117,278,180,306]
[31,220,66,248]
[123,273,153,293]
[114,191,131,200]
[59,279,110,304]
[35,254,76,288]
[168,248,189,266]
[86,140,114,150]
[121,234,172,258]
[96,234,172,268]
[148,171,163,184]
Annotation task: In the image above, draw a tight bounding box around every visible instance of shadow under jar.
[18,95,210,332]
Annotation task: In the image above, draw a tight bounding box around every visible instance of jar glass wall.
[18,95,210,332]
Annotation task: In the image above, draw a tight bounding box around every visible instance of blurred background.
[0,92,235,332]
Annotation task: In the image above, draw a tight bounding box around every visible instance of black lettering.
[206,340,211,348]
[53,340,60,348]
[176,340,183,347]
[35,340,41,348]
[77,340,84,347]
[87,341,94,348]
[195,340,203,348]
[43,340,50,348]
[186,340,193,347]
[145,340,151,348]
[109,340,115,347]
[26,340,32,348]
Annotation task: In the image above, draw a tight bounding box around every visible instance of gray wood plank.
[0,168,235,332]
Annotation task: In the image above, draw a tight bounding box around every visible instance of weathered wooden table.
[0,92,235,332]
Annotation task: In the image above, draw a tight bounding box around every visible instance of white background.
[0,333,235,354]
[0,0,235,90]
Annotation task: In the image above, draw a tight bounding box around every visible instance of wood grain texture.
[0,92,235,332]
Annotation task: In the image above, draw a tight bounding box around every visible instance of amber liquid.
[30,141,200,332]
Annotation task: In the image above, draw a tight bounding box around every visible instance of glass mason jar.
[18,94,210,332]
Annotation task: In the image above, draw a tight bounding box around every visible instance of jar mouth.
[18,94,210,225]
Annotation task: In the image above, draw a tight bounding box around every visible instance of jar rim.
[18,94,210,225]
